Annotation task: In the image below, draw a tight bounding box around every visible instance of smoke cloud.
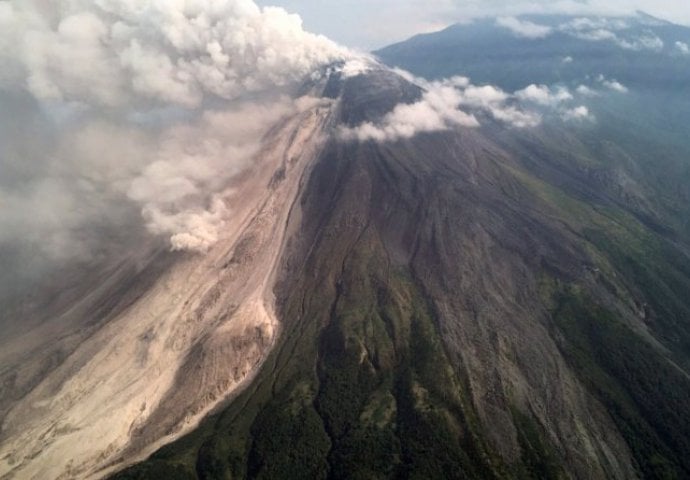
[0,0,346,107]
[126,97,304,252]
[0,0,350,301]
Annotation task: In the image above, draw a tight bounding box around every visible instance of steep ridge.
[0,97,336,480]
[113,68,690,479]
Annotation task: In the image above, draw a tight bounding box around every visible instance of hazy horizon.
[257,0,690,49]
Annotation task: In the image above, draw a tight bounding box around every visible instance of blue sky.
[256,0,690,50]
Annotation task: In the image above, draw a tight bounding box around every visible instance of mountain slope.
[113,62,690,480]
[4,14,690,480]
[0,98,336,480]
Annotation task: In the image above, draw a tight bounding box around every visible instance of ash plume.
[0,0,346,107]
[0,0,350,294]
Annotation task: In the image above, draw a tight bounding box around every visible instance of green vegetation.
[510,407,563,480]
[515,117,690,478]
[583,229,690,359]
[552,289,690,479]
[113,461,196,480]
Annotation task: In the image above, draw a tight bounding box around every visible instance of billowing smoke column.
[0,0,348,265]
[0,0,345,107]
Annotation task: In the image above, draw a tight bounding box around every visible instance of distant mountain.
[376,12,690,92]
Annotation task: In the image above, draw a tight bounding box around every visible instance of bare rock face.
[0,98,336,480]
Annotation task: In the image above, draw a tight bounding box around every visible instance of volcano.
[2,12,690,480]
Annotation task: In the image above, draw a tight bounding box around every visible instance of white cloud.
[515,84,573,106]
[617,34,664,51]
[575,78,629,98]
[558,18,664,51]
[562,56,574,63]
[339,77,479,142]
[496,16,553,39]
[676,41,690,54]
[338,66,623,143]
[597,74,629,92]
[576,84,599,96]
[487,105,542,128]
[514,84,593,124]
[339,74,599,143]
[605,80,628,92]
[460,85,510,106]
[457,84,549,127]
[460,84,542,127]
[561,105,594,121]
[562,17,630,32]
[571,28,618,42]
